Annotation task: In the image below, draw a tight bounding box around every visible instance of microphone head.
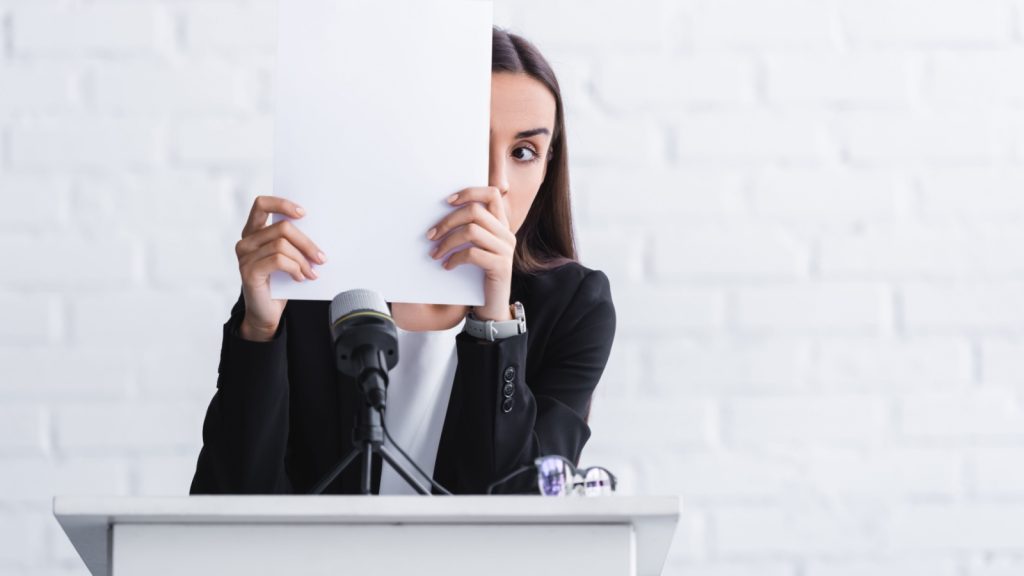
[329,289,399,387]
[329,288,391,326]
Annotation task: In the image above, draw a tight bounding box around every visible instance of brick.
[588,398,718,450]
[803,448,961,497]
[888,504,1024,549]
[12,2,171,56]
[0,510,44,563]
[567,111,661,165]
[728,395,890,445]
[0,293,60,345]
[72,172,236,234]
[597,53,756,109]
[54,402,204,453]
[806,558,959,576]
[972,447,1024,496]
[573,227,645,286]
[652,223,807,280]
[902,283,1024,330]
[692,0,837,49]
[928,50,1024,104]
[515,0,674,51]
[736,283,890,334]
[0,457,128,502]
[181,1,277,54]
[70,292,225,347]
[0,234,138,289]
[614,284,725,335]
[970,555,1024,576]
[655,449,801,499]
[0,63,79,114]
[765,53,912,105]
[981,339,1024,385]
[666,562,795,576]
[90,62,252,113]
[901,388,1024,438]
[920,167,1024,220]
[0,405,47,454]
[840,0,1011,47]
[0,346,131,401]
[651,338,810,394]
[675,110,831,162]
[148,231,236,290]
[840,111,1009,163]
[820,225,1024,279]
[714,504,880,556]
[0,175,68,228]
[9,118,162,170]
[576,166,746,223]
[751,167,908,222]
[816,338,972,390]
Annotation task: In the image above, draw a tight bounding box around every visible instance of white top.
[378,316,466,494]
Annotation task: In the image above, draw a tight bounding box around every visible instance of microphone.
[329,289,399,410]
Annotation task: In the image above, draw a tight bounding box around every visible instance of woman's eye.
[513,146,539,163]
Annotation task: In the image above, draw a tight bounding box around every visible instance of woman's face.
[489,72,557,235]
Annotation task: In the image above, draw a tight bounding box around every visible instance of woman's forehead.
[490,73,556,136]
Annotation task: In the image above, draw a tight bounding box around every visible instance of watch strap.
[464,302,526,341]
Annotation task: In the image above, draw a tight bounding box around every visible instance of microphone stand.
[308,349,431,495]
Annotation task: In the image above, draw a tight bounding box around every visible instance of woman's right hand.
[235,195,326,342]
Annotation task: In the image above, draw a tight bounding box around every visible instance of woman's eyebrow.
[514,127,550,139]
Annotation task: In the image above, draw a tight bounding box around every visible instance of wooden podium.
[54,496,679,576]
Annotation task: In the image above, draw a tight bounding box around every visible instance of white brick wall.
[2,0,1024,575]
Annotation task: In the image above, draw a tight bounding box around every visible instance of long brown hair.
[492,27,577,275]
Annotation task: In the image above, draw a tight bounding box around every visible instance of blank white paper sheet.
[270,0,493,304]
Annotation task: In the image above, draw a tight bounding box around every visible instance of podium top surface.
[54,496,681,576]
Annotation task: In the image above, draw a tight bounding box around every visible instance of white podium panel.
[54,496,680,576]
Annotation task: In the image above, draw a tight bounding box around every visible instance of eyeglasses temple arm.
[485,464,535,495]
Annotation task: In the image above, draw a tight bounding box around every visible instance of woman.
[190,27,616,495]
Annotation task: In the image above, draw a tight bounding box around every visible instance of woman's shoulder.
[517,259,609,291]
[513,260,613,316]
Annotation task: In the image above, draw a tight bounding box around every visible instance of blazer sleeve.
[435,269,616,494]
[189,290,295,494]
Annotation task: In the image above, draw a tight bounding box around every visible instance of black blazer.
[189,260,616,495]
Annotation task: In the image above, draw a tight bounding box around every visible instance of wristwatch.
[464,301,527,341]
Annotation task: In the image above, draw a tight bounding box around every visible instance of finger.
[242,195,306,238]
[442,246,500,271]
[430,201,514,246]
[447,186,510,229]
[240,235,319,280]
[237,219,325,266]
[246,252,306,284]
[430,221,508,262]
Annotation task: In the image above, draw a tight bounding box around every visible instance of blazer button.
[503,366,516,382]
[502,383,514,398]
[502,397,514,413]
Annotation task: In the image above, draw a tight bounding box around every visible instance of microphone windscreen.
[329,289,391,326]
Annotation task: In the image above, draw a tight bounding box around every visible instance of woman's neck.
[389,302,471,332]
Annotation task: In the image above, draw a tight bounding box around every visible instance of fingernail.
[310,268,319,279]
[317,251,327,263]
[427,227,437,240]
[447,193,458,203]
[296,205,306,216]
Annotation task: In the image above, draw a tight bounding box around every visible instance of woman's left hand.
[427,186,516,322]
